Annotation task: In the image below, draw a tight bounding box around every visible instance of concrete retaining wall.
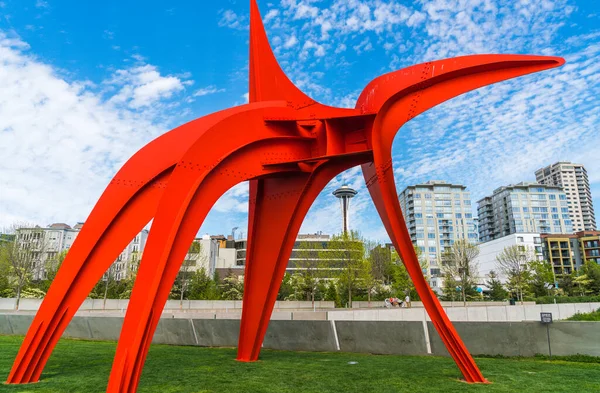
[0,298,335,311]
[351,300,537,308]
[335,321,427,355]
[327,302,600,322]
[2,313,599,358]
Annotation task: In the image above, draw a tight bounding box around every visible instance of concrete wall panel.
[63,317,92,339]
[152,318,196,346]
[466,307,488,321]
[486,306,507,321]
[192,319,239,347]
[17,299,42,311]
[270,312,292,320]
[7,314,33,335]
[0,298,16,310]
[335,321,427,355]
[505,305,526,321]
[263,320,337,352]
[87,316,123,341]
[524,305,544,321]
[92,299,120,310]
[558,303,576,319]
[540,304,560,319]
[164,300,189,310]
[428,321,548,357]
[573,303,593,315]
[0,314,13,334]
[444,307,468,321]
[292,312,327,321]
[78,299,94,311]
[117,299,129,310]
[549,322,600,356]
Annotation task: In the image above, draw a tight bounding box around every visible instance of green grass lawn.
[0,335,599,393]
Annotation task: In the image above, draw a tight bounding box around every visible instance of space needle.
[332,184,358,234]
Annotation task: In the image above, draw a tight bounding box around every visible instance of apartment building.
[477,182,573,243]
[398,180,478,290]
[541,231,600,279]
[14,223,149,281]
[476,233,544,282]
[535,162,596,232]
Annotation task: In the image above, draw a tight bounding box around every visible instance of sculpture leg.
[106,139,309,393]
[6,170,171,384]
[362,160,486,383]
[238,159,369,361]
[237,175,310,361]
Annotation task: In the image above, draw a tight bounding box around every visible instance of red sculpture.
[7,1,564,391]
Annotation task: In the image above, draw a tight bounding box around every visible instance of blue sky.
[0,0,599,242]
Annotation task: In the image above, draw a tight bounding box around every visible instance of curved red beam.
[7,0,565,391]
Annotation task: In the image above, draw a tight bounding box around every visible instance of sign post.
[540,312,553,358]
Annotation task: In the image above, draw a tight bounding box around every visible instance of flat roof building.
[541,231,600,280]
[535,162,596,232]
[477,182,573,243]
[476,233,544,283]
[398,180,478,290]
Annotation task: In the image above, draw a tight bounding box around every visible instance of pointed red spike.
[249,0,314,105]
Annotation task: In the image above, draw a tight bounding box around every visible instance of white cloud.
[218,9,248,30]
[0,32,189,229]
[193,86,225,97]
[106,62,190,109]
[283,34,298,49]
[35,0,49,9]
[264,9,280,22]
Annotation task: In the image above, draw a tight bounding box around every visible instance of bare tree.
[495,245,533,304]
[102,263,116,309]
[442,239,480,306]
[1,224,48,310]
[178,241,206,307]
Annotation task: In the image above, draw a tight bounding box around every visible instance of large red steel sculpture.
[7,1,564,391]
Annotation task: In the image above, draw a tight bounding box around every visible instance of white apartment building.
[15,223,80,280]
[182,234,220,277]
[535,162,596,232]
[477,182,573,243]
[398,180,478,290]
[476,233,544,283]
[15,223,149,281]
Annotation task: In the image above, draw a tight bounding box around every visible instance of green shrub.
[565,308,600,321]
[534,295,600,304]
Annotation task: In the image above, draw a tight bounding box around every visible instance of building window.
[517,237,524,243]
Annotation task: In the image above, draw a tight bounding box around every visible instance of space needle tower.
[332,184,358,234]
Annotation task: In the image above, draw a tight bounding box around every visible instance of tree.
[485,271,508,301]
[573,272,592,296]
[171,241,206,305]
[386,246,419,301]
[0,241,12,296]
[1,224,49,309]
[277,273,294,300]
[187,267,219,300]
[441,273,459,301]
[323,280,341,307]
[324,231,370,308]
[495,245,533,304]
[102,264,116,309]
[557,272,575,296]
[293,240,325,307]
[441,240,480,305]
[528,260,554,297]
[581,261,600,295]
[219,271,244,300]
